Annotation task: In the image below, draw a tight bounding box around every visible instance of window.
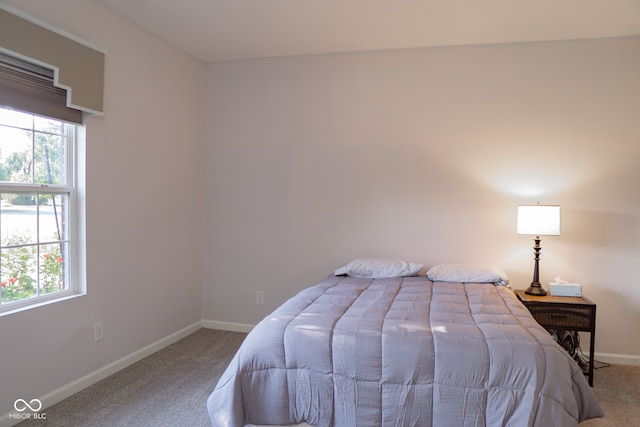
[0,9,100,314]
[0,106,82,313]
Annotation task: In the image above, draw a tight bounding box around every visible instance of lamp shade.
[517,205,560,236]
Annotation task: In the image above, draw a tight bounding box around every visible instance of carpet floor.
[17,328,639,426]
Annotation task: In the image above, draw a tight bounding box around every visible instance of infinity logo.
[14,398,42,412]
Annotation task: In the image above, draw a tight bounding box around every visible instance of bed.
[207,260,603,426]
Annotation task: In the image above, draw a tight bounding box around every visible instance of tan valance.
[0,7,104,116]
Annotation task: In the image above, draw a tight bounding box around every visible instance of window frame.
[0,110,85,315]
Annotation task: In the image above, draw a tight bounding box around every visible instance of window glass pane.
[1,244,37,303]
[33,115,62,133]
[0,108,32,129]
[34,131,65,185]
[39,194,68,242]
[0,126,31,183]
[40,242,66,295]
[0,107,68,186]
[1,193,38,244]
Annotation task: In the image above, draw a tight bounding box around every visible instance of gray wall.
[203,36,640,363]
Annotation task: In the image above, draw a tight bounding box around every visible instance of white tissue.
[550,277,582,296]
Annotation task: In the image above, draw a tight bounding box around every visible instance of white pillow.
[426,263,509,286]
[335,257,424,278]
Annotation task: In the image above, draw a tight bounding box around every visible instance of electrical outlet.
[94,322,104,342]
[256,291,264,305]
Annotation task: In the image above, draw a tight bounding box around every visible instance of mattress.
[208,275,603,426]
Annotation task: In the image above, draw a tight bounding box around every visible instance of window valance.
[0,7,104,118]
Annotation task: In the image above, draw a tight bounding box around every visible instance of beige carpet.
[581,363,640,426]
[17,328,639,426]
[18,329,245,427]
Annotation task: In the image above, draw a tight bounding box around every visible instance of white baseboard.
[0,320,202,427]
[202,319,254,333]
[593,352,640,366]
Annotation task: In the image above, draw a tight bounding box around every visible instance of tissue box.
[549,282,582,297]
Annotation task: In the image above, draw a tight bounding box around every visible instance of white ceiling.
[98,0,640,63]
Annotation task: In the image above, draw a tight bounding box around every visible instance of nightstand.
[515,290,596,386]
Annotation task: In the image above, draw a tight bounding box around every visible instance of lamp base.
[526,235,547,296]
[525,283,547,296]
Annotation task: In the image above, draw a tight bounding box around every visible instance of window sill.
[0,291,86,317]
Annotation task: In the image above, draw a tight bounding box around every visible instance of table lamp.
[517,204,560,296]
